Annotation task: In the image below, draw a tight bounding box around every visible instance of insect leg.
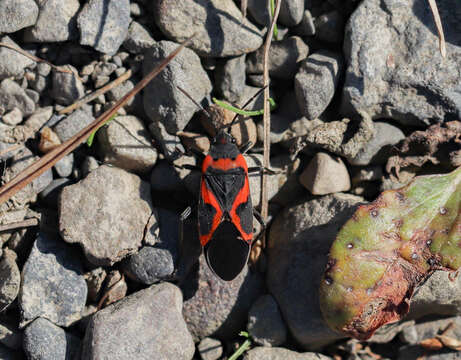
[248,166,282,175]
[239,141,253,154]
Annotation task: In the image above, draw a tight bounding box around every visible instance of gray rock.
[54,154,74,178]
[81,156,99,177]
[97,115,157,173]
[243,347,332,360]
[0,37,35,80]
[148,120,184,160]
[347,122,405,165]
[197,338,223,360]
[215,55,246,104]
[1,108,23,126]
[182,254,264,341]
[314,10,345,43]
[123,21,155,54]
[59,165,153,266]
[246,0,271,26]
[267,194,364,348]
[299,152,351,195]
[143,41,212,135]
[25,107,53,132]
[51,66,84,106]
[23,318,81,360]
[295,51,343,119]
[39,178,73,208]
[25,90,39,104]
[53,109,94,142]
[248,294,287,347]
[77,0,131,55]
[0,79,35,116]
[408,270,461,319]
[297,113,375,159]
[106,79,139,111]
[398,345,461,360]
[26,0,80,42]
[0,250,20,312]
[293,10,316,36]
[154,0,263,57]
[342,0,461,126]
[30,75,48,94]
[247,36,309,79]
[0,0,38,33]
[122,246,174,284]
[150,160,184,192]
[400,316,461,345]
[19,233,87,327]
[278,0,304,26]
[82,283,194,360]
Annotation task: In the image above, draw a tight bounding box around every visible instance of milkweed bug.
[178,90,268,281]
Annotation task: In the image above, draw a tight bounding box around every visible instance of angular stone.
[215,55,246,104]
[77,0,130,55]
[53,108,94,142]
[248,294,287,347]
[0,36,35,80]
[0,0,38,33]
[143,41,212,135]
[97,115,157,173]
[1,108,23,126]
[51,66,85,106]
[198,338,223,360]
[27,0,80,42]
[342,0,461,126]
[59,165,153,266]
[0,250,20,312]
[183,255,264,341]
[0,79,35,116]
[123,21,155,54]
[299,152,351,195]
[247,36,309,80]
[19,233,87,327]
[267,194,364,348]
[278,0,304,26]
[295,51,343,119]
[82,283,194,359]
[23,318,81,360]
[154,0,263,57]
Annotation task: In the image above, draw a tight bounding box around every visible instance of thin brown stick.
[428,0,446,58]
[0,144,23,158]
[0,36,194,205]
[260,0,281,248]
[0,218,39,232]
[0,42,75,75]
[59,69,132,115]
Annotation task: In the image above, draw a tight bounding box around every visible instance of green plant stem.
[270,0,278,39]
[212,97,276,116]
[228,339,251,360]
[86,114,117,146]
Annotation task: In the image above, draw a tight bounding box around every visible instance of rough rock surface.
[59,165,153,266]
[267,194,364,348]
[82,283,194,360]
[19,233,87,327]
[0,79,35,116]
[244,347,332,360]
[154,0,263,57]
[77,0,131,55]
[0,249,20,312]
[0,0,38,33]
[0,37,35,80]
[342,0,461,126]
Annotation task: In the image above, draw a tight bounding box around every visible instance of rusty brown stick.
[0,36,194,205]
[59,69,133,115]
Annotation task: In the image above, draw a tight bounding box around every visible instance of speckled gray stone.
[0,36,35,80]
[59,165,153,266]
[0,0,38,33]
[23,318,81,360]
[77,0,131,55]
[82,283,194,360]
[51,66,84,106]
[122,247,174,284]
[0,79,35,116]
[123,21,155,54]
[0,250,20,313]
[243,347,332,360]
[19,233,87,328]
[53,109,94,142]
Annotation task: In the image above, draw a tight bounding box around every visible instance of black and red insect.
[178,97,266,281]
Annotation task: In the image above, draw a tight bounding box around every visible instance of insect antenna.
[221,85,268,133]
[177,85,212,118]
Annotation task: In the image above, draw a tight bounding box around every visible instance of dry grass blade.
[240,0,247,19]
[0,218,39,232]
[0,144,23,158]
[0,36,194,205]
[59,69,132,115]
[0,42,76,75]
[428,0,446,58]
[260,0,281,244]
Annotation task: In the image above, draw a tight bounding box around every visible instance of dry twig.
[0,37,194,205]
[59,69,133,115]
[260,0,281,247]
[0,218,39,232]
[0,42,76,75]
[428,0,446,58]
